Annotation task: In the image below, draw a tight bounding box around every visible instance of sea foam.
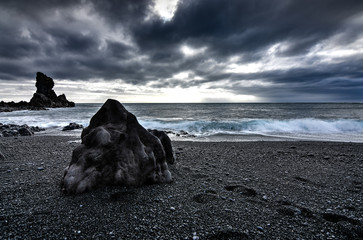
[139,118,363,135]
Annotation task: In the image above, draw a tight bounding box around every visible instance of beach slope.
[0,136,362,239]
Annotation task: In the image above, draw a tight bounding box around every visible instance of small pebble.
[192,232,199,240]
[170,207,176,211]
[257,226,264,232]
[37,167,44,171]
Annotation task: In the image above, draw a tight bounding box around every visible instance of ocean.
[1,103,363,142]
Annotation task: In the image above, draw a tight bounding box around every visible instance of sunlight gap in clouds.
[45,79,258,103]
[172,71,190,80]
[180,45,208,57]
[152,0,180,21]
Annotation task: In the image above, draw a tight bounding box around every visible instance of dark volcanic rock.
[148,129,175,164]
[0,100,45,112]
[29,72,75,108]
[0,123,45,137]
[0,72,75,112]
[62,123,84,131]
[18,127,33,136]
[35,72,56,97]
[61,99,174,194]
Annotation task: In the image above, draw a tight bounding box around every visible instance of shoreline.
[1,125,363,143]
[1,135,362,239]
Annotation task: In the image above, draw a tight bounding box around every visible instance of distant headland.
[0,72,75,112]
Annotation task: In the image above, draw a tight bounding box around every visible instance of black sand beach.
[1,136,362,239]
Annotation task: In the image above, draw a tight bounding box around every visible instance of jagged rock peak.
[29,72,75,108]
[35,72,55,96]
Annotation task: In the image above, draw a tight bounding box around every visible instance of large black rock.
[61,99,175,194]
[29,72,75,108]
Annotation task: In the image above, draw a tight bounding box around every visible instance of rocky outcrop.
[0,101,45,112]
[62,123,83,131]
[0,123,45,137]
[0,72,74,112]
[29,72,75,108]
[61,99,175,194]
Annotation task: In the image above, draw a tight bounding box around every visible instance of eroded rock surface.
[61,99,175,194]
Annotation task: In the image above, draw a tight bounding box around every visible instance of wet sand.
[0,136,362,239]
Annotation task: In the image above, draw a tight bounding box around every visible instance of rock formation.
[62,123,83,131]
[0,100,45,112]
[29,72,75,108]
[0,123,45,137]
[0,72,75,112]
[61,99,175,194]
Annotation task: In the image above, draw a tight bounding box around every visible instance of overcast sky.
[0,0,363,103]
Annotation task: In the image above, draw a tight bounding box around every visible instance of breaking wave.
[1,103,363,142]
[140,118,363,139]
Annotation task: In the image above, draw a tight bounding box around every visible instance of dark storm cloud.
[0,0,363,101]
[217,60,363,102]
[134,0,363,56]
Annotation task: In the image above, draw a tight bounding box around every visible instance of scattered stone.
[30,126,45,132]
[62,123,83,131]
[192,232,199,240]
[256,226,264,232]
[18,127,33,136]
[61,99,175,194]
[0,123,45,137]
[37,167,45,171]
[180,130,189,135]
[171,130,197,138]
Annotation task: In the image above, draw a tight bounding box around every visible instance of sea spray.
[139,118,363,136]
